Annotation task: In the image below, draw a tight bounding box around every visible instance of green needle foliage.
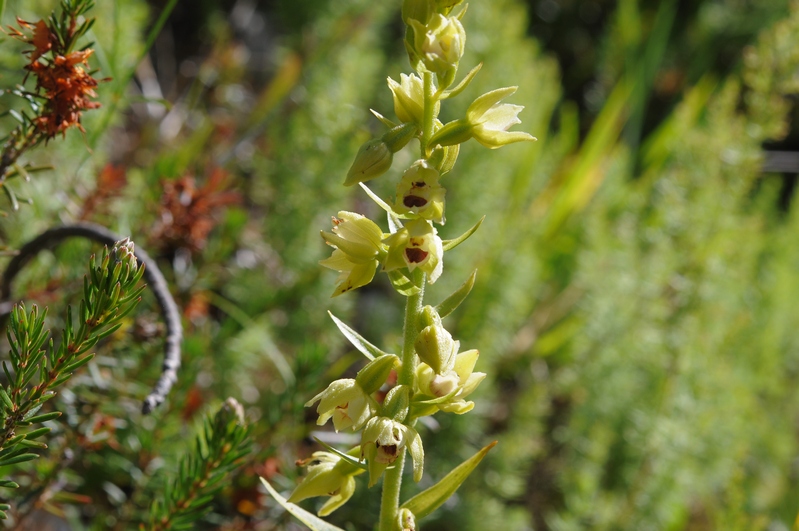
[0,239,144,519]
[144,398,251,531]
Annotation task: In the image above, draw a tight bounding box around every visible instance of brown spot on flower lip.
[405,248,429,263]
[413,182,426,187]
[404,195,428,208]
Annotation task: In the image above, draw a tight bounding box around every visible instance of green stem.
[379,67,435,531]
[399,269,425,386]
[421,71,436,157]
[378,451,406,531]
[379,269,424,531]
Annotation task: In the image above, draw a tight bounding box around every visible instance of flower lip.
[404,195,428,208]
[406,247,429,263]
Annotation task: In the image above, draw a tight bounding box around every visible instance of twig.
[0,222,182,413]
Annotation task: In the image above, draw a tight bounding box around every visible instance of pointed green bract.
[441,215,484,251]
[440,62,482,99]
[435,269,477,318]
[400,441,497,519]
[328,311,391,361]
[260,477,347,531]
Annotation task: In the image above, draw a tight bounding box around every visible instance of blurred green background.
[2,0,799,529]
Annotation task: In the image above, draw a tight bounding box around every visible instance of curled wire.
[0,222,182,413]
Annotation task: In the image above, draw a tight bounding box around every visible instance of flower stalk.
[265,1,534,528]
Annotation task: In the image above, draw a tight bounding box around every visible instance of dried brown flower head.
[11,15,104,139]
[152,168,241,253]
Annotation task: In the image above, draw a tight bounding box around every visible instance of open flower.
[288,451,363,516]
[394,160,446,224]
[306,379,378,431]
[428,86,536,150]
[361,417,424,486]
[465,87,536,149]
[416,348,486,414]
[383,218,444,283]
[320,212,386,296]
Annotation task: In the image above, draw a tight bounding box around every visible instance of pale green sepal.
[441,216,484,251]
[466,87,518,119]
[402,0,433,25]
[382,385,411,422]
[400,441,498,519]
[407,426,424,482]
[387,269,422,296]
[440,62,482,100]
[260,477,347,531]
[409,402,439,419]
[382,122,419,153]
[320,231,376,265]
[356,355,399,394]
[412,387,460,405]
[371,109,398,129]
[435,269,477,318]
[428,118,472,148]
[329,311,391,361]
[311,439,368,472]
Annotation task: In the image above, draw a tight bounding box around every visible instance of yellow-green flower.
[383,218,444,283]
[320,212,386,296]
[288,451,363,516]
[428,86,536,150]
[416,347,485,414]
[361,417,424,486]
[394,160,446,224]
[466,87,536,149]
[306,378,378,431]
[388,73,428,125]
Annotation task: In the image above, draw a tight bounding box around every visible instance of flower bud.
[399,508,417,531]
[345,138,393,186]
[394,160,446,224]
[382,121,419,153]
[408,14,465,80]
[427,143,459,175]
[418,304,440,329]
[356,354,399,395]
[382,384,411,422]
[415,321,456,374]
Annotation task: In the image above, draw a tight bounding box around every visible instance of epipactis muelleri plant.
[262,1,535,529]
